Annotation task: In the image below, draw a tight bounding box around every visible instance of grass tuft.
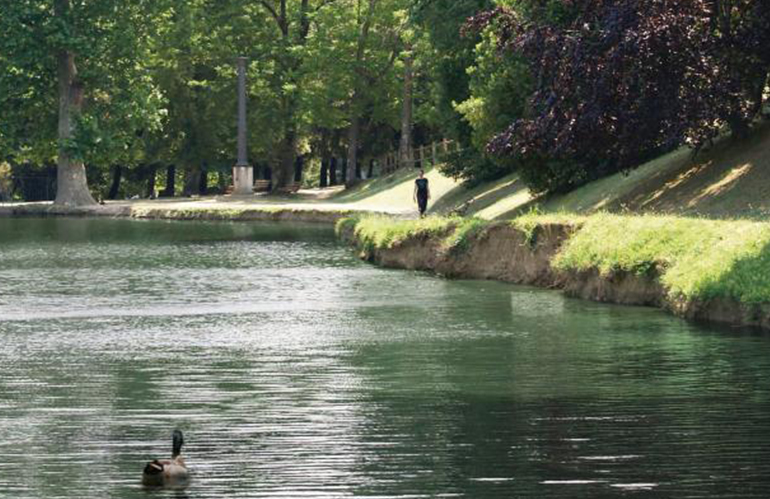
[443,218,490,254]
[510,209,584,246]
[343,215,458,253]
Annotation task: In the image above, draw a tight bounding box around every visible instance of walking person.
[413,169,430,218]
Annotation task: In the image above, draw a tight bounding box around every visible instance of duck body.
[142,430,189,487]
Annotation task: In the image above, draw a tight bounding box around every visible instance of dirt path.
[0,187,420,222]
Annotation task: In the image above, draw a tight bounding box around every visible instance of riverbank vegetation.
[2,1,767,208]
[553,214,770,305]
[339,212,770,307]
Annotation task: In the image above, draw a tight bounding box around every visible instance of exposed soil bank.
[339,220,770,331]
[5,200,768,331]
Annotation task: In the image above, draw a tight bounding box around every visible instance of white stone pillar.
[232,56,252,195]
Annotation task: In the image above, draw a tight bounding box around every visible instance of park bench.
[272,183,301,194]
[253,179,271,192]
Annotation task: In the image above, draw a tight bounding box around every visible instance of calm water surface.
[0,217,769,498]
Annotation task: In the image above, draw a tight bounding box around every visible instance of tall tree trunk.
[182,165,201,197]
[320,157,329,188]
[161,164,176,197]
[399,46,414,168]
[329,157,338,185]
[345,118,359,186]
[198,168,208,195]
[257,0,311,191]
[107,165,122,200]
[748,68,768,120]
[218,171,227,193]
[54,0,96,207]
[367,158,375,179]
[728,115,751,139]
[145,165,157,198]
[341,156,348,184]
[344,0,378,189]
[294,155,304,183]
[273,132,296,189]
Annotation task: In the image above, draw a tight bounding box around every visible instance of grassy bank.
[334,122,770,221]
[336,215,496,256]
[339,212,770,313]
[553,213,770,305]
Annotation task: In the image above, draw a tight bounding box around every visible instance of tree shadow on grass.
[431,173,532,218]
[703,236,770,307]
[605,123,770,220]
[331,168,419,204]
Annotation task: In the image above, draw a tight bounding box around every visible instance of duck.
[142,429,190,487]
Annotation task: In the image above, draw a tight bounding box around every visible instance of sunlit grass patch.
[338,215,459,253]
[552,213,770,303]
[339,215,492,255]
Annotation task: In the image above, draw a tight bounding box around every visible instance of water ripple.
[1,218,770,498]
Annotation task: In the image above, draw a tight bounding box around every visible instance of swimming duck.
[142,429,189,487]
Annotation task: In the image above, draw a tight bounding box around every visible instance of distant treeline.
[0,0,768,203]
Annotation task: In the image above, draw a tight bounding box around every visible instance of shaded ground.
[3,123,768,221]
[539,123,770,219]
[432,122,770,220]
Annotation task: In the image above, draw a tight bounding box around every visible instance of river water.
[0,217,769,498]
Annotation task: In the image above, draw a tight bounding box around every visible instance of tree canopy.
[0,0,768,203]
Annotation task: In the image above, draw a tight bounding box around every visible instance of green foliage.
[516,155,597,195]
[454,27,529,152]
[0,162,12,201]
[439,147,513,185]
[412,0,493,144]
[2,0,767,203]
[0,0,168,198]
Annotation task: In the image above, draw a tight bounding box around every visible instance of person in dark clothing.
[413,170,430,217]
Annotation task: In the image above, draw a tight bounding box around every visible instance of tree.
[54,0,96,206]
[412,0,494,145]
[0,0,166,205]
[447,17,531,182]
[398,41,414,167]
[301,0,406,188]
[254,0,313,189]
[480,0,770,193]
[309,0,407,187]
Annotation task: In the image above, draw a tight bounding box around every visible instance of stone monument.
[232,57,253,195]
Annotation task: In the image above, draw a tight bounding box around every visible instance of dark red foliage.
[482,0,770,193]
